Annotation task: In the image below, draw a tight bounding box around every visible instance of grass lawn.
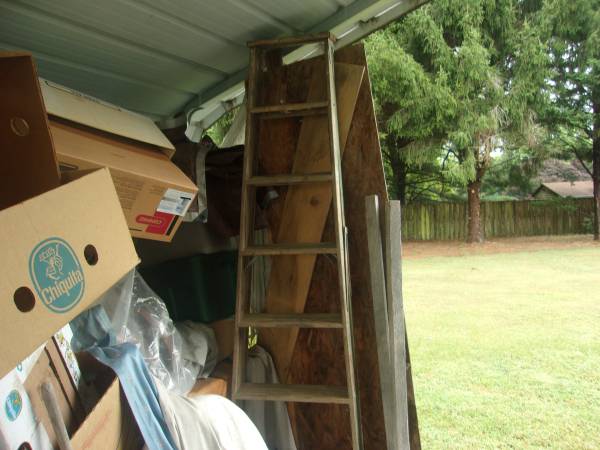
[403,243,600,449]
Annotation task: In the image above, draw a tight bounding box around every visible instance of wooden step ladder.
[232,32,362,450]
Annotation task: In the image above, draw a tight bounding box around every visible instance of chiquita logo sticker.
[29,237,85,313]
[5,390,22,421]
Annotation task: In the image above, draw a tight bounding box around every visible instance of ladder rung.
[234,383,349,404]
[248,32,334,48]
[238,313,343,328]
[250,101,329,115]
[241,242,337,256]
[246,173,332,186]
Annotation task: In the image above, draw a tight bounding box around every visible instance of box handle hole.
[84,244,99,266]
[14,287,35,312]
[10,117,30,137]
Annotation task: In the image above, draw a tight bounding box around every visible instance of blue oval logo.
[5,390,22,421]
[29,237,85,313]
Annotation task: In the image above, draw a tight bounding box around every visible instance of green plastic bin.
[139,251,237,323]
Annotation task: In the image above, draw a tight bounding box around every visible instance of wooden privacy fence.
[402,198,595,241]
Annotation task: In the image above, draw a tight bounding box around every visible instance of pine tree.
[366,0,549,242]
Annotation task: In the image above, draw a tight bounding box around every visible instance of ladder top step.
[250,101,329,115]
[233,383,349,404]
[238,313,343,329]
[248,32,334,48]
[241,242,337,256]
[246,173,332,186]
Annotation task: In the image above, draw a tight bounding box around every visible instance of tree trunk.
[592,97,600,240]
[393,157,408,205]
[467,178,483,243]
[387,138,411,205]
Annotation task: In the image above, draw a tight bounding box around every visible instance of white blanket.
[241,346,297,450]
[156,381,268,450]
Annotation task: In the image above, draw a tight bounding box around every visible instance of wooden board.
[386,201,421,449]
[405,339,421,449]
[258,62,364,381]
[384,201,412,449]
[365,195,397,449]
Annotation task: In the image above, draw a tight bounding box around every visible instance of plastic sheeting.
[97,270,218,395]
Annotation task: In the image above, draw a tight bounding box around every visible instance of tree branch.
[573,148,593,177]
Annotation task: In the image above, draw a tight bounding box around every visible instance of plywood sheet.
[282,44,389,450]
[258,62,364,381]
[256,44,391,450]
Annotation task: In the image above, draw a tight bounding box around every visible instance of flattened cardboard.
[40,78,175,158]
[24,345,84,448]
[0,169,139,378]
[0,370,39,448]
[0,52,60,210]
[51,120,198,242]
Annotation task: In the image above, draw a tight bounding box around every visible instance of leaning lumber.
[385,201,421,449]
[365,197,421,450]
[383,200,411,449]
[365,194,397,449]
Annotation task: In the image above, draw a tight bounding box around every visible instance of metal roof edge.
[165,0,429,140]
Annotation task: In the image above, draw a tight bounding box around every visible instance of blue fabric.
[69,305,116,351]
[87,343,177,450]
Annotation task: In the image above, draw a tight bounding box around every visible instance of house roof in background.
[538,158,591,183]
[536,181,594,198]
[0,0,426,129]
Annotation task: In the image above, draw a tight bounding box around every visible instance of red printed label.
[136,212,175,235]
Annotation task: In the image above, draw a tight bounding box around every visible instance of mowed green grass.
[403,246,600,449]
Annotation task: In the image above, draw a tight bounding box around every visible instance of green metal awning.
[0,0,425,131]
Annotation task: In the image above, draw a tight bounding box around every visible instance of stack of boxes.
[0,52,199,448]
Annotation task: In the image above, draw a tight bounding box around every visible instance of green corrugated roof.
[0,0,425,126]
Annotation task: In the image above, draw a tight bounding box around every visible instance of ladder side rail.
[324,38,363,450]
[233,46,259,396]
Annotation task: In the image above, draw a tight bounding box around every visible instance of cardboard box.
[1,328,84,449]
[188,360,232,398]
[51,119,198,242]
[39,75,196,242]
[186,318,234,400]
[0,53,61,210]
[188,378,228,397]
[0,168,139,378]
[0,369,43,449]
[2,337,141,450]
[1,50,194,242]
[70,373,142,450]
[40,78,175,159]
[22,338,85,449]
[209,318,235,361]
